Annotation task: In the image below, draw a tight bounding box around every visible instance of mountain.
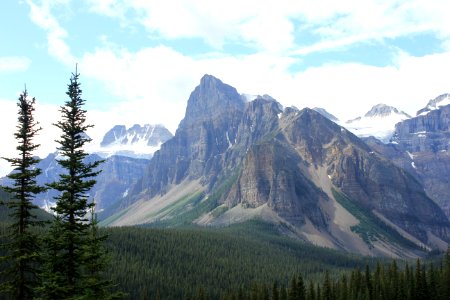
[0,153,150,214]
[96,124,173,159]
[344,104,411,142]
[103,75,450,257]
[367,94,450,216]
[416,93,450,116]
[312,107,339,122]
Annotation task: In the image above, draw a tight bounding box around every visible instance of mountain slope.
[367,95,450,217]
[104,75,450,257]
[0,153,150,214]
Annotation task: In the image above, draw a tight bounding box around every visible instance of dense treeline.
[1,200,449,300]
[103,221,380,299]
[219,250,450,300]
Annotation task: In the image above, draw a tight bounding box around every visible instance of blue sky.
[1,0,450,174]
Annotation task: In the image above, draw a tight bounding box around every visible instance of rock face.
[98,124,173,159]
[105,75,450,257]
[393,104,450,153]
[0,153,150,214]
[367,95,450,217]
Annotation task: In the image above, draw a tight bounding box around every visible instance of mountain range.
[2,75,449,258]
[0,123,173,214]
[100,75,450,257]
[96,124,173,159]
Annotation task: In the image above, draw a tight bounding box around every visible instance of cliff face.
[393,104,450,153]
[366,103,450,218]
[107,75,450,256]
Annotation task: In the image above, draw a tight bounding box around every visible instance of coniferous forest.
[1,71,450,300]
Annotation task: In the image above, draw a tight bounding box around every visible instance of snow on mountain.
[93,124,173,159]
[343,104,411,142]
[416,94,450,116]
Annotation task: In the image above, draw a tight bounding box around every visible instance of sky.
[1,0,450,175]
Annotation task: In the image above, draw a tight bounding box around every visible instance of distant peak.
[416,93,450,116]
[364,103,411,118]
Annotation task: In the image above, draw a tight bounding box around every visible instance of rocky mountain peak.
[417,93,450,116]
[180,74,245,129]
[344,104,411,142]
[364,103,411,118]
[104,75,450,256]
[97,124,173,159]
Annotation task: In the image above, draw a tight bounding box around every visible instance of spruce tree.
[39,68,104,299]
[0,88,46,299]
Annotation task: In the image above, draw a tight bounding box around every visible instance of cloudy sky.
[1,0,450,175]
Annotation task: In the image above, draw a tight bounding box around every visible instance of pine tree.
[322,271,332,300]
[80,207,122,299]
[0,88,46,299]
[38,68,104,299]
[272,281,279,300]
[288,276,298,300]
[297,275,306,300]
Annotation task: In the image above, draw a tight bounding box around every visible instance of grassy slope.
[332,188,421,250]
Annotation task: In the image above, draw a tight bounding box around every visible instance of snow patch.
[406,151,414,160]
[342,110,410,142]
[226,131,233,148]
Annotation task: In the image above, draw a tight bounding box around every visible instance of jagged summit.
[180,74,245,129]
[102,75,450,257]
[364,103,411,118]
[97,124,173,158]
[417,94,450,116]
[312,107,339,122]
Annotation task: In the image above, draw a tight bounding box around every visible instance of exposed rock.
[0,153,150,215]
[416,94,450,116]
[106,75,450,256]
[392,104,450,153]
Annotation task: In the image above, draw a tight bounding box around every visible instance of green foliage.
[0,89,46,299]
[38,69,111,299]
[332,188,420,250]
[103,220,375,299]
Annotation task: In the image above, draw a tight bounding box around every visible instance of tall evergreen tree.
[0,88,46,299]
[38,69,104,299]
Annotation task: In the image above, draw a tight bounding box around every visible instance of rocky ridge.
[97,124,173,159]
[104,75,450,257]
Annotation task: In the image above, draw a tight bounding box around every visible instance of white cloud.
[2,0,446,173]
[0,56,32,72]
[26,0,75,65]
[84,0,450,55]
[77,43,450,131]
